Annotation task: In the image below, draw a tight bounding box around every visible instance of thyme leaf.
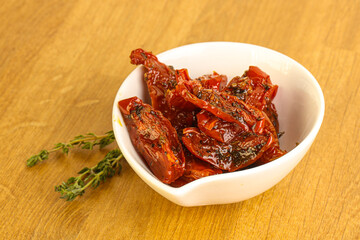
[54,149,123,201]
[26,131,115,167]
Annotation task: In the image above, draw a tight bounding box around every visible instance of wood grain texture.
[0,0,359,239]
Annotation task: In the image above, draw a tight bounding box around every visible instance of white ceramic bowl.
[112,42,325,207]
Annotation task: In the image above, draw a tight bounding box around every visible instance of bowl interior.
[113,42,324,192]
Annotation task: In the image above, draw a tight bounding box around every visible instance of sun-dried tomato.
[196,110,244,143]
[264,102,279,133]
[182,127,273,171]
[223,66,280,132]
[250,146,286,167]
[166,72,226,112]
[222,76,252,101]
[130,49,176,110]
[130,49,197,132]
[195,72,228,91]
[165,85,198,112]
[176,81,277,138]
[175,68,191,81]
[118,97,185,184]
[170,150,223,187]
[246,66,271,82]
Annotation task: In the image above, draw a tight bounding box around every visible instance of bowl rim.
[112,41,325,197]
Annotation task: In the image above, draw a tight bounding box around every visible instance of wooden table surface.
[1,0,359,239]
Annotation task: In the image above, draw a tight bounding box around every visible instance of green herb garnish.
[55,149,123,201]
[26,131,115,167]
[26,130,123,201]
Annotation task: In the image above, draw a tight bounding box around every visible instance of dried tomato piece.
[246,66,271,82]
[183,151,222,179]
[167,72,227,111]
[118,97,185,184]
[249,146,286,167]
[170,151,222,187]
[196,110,244,143]
[130,49,177,110]
[182,127,272,171]
[165,84,198,111]
[177,81,277,138]
[223,66,277,110]
[259,147,286,164]
[176,68,191,81]
[264,102,279,133]
[195,72,227,91]
[171,110,198,135]
[223,66,280,132]
[130,49,197,132]
[176,83,250,131]
[169,178,189,188]
[130,48,159,65]
[222,76,253,101]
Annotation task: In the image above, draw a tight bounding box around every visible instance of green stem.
[80,154,123,190]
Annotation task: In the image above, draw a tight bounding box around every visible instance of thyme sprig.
[55,149,123,201]
[26,131,115,167]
